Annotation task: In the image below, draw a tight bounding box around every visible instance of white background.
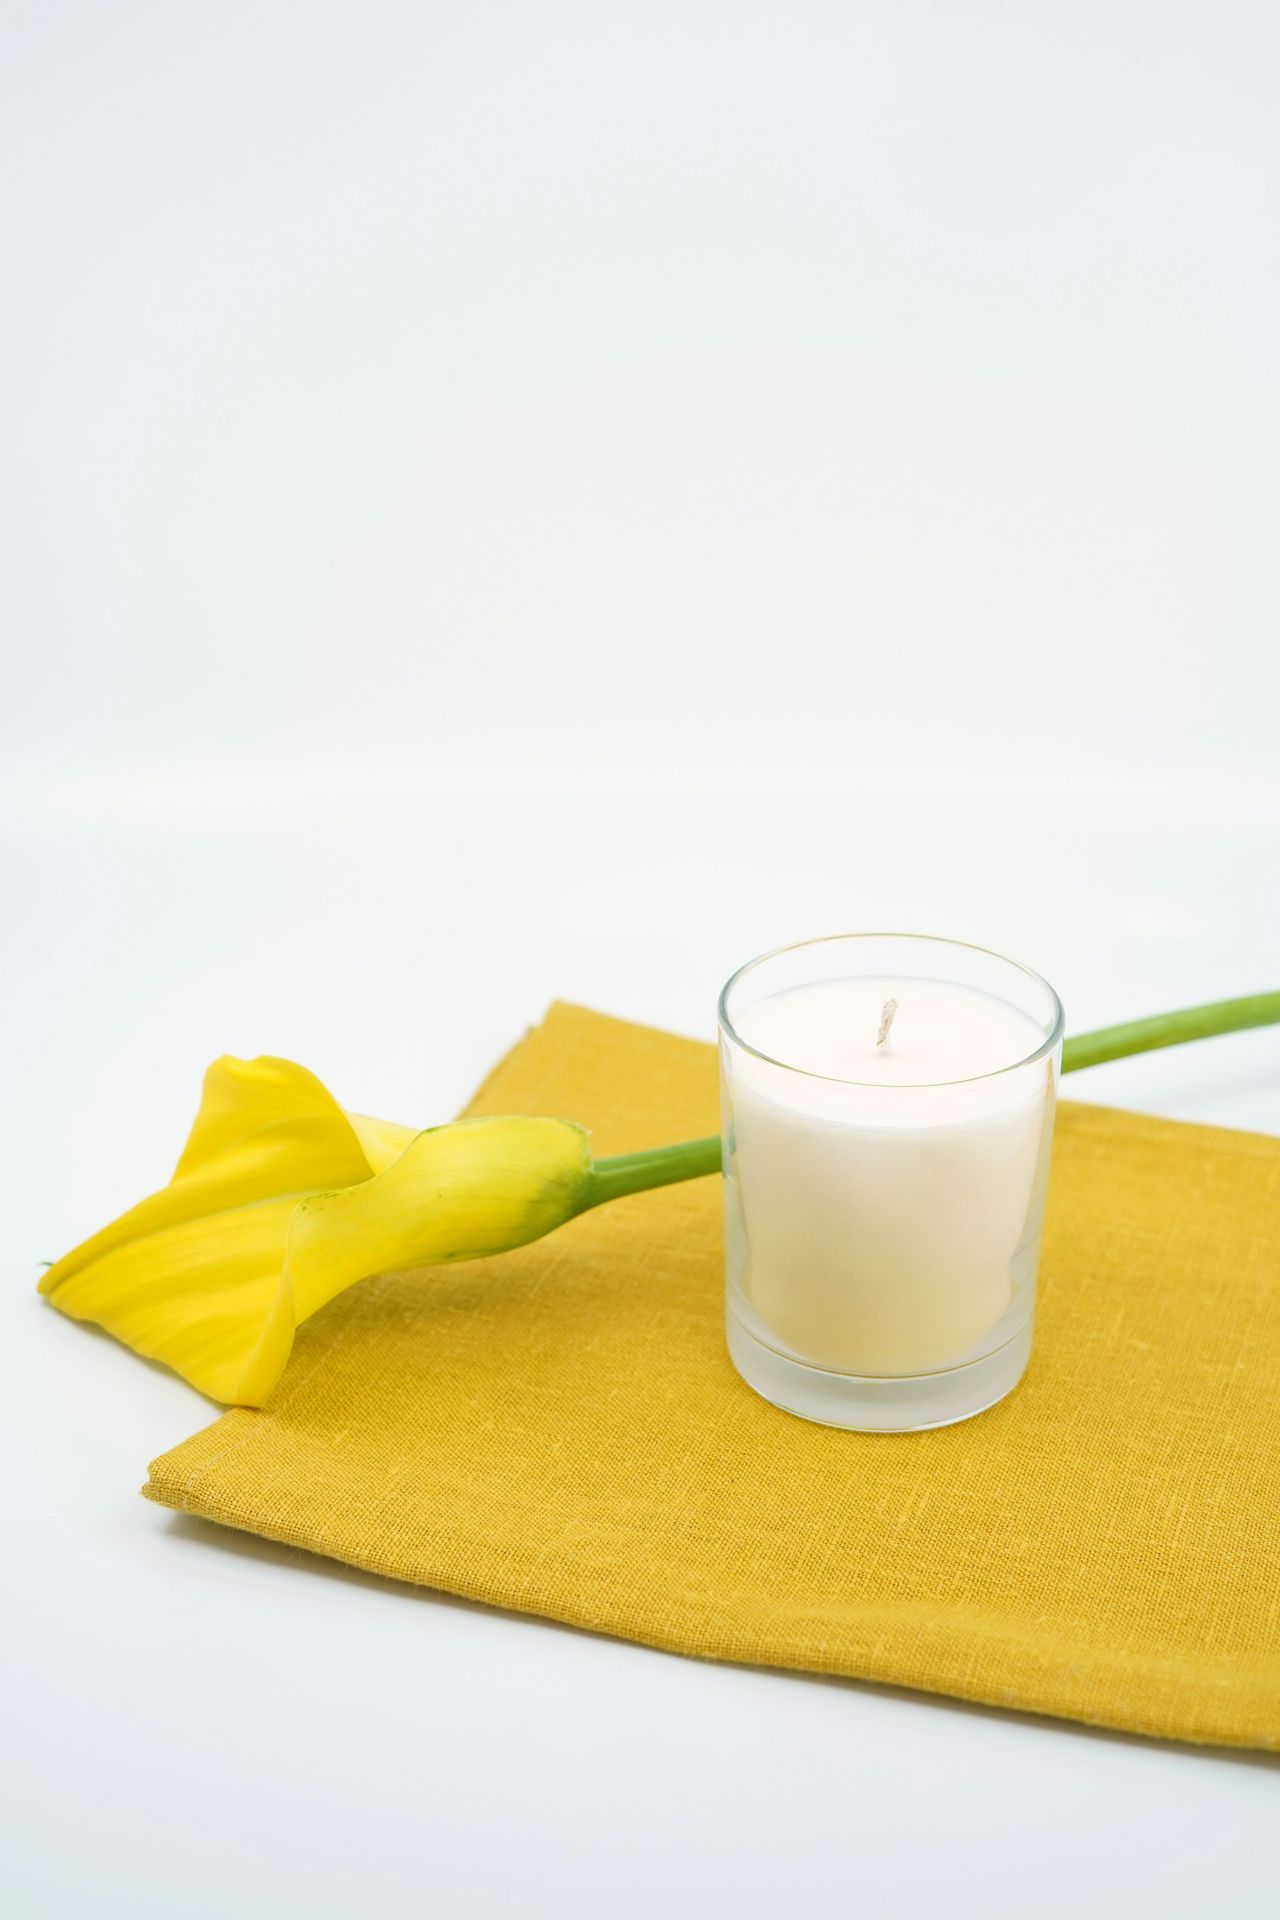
[2,4,1278,1914]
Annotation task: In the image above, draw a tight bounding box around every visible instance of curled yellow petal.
[41,1055,385,1402]
[172,1055,363,1181]
[235,1116,591,1405]
[41,1057,376,1298]
[286,1116,593,1325]
[345,1111,419,1175]
[45,1198,300,1407]
[41,1054,593,1408]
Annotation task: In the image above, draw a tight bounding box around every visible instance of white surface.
[3,4,1279,1915]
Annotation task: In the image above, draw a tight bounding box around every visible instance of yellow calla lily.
[40,1055,592,1407]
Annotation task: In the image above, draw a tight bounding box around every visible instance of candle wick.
[876,998,899,1048]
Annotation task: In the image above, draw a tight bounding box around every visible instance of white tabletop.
[4,775,1278,1918]
[3,5,1279,1912]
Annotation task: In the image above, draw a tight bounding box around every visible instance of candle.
[719,936,1063,1431]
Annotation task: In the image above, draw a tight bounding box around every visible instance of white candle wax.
[724,976,1056,1376]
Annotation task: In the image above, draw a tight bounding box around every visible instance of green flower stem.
[581,991,1280,1205]
[582,1132,722,1209]
[1059,991,1280,1073]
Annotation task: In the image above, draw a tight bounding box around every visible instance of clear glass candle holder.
[719,933,1064,1432]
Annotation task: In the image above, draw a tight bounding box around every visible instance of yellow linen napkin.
[146,1003,1280,1748]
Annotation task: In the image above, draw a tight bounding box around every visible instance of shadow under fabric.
[146,1003,1280,1749]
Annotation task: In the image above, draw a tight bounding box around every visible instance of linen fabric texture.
[146,1003,1280,1748]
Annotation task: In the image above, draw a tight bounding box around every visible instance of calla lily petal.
[172,1055,363,1180]
[41,1056,378,1298]
[41,1056,592,1408]
[345,1111,420,1175]
[44,1198,300,1407]
[286,1116,593,1324]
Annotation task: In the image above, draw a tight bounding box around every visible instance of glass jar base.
[726,1309,1033,1432]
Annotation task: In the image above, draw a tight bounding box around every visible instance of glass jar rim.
[717,931,1065,1089]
